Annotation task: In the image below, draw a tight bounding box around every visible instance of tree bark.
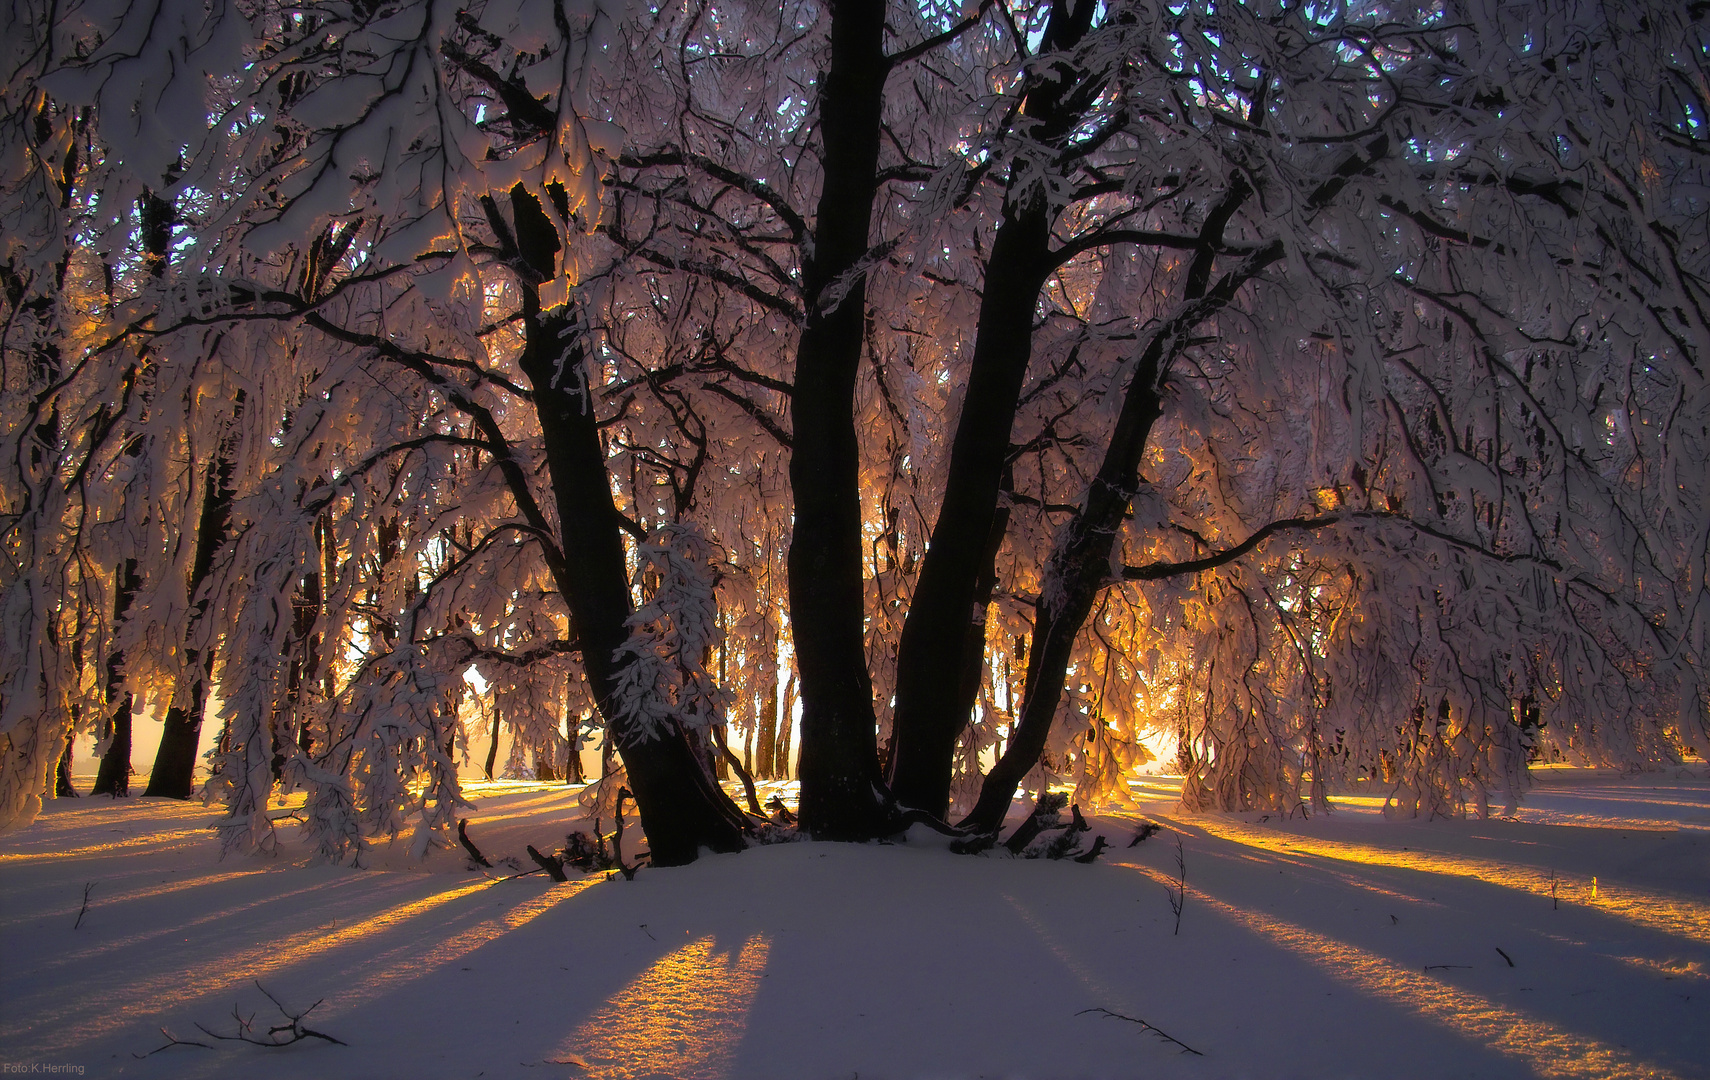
[787,0,896,840]
[566,724,586,784]
[885,185,1051,814]
[885,0,1103,818]
[274,558,322,779]
[960,366,1164,831]
[778,669,796,780]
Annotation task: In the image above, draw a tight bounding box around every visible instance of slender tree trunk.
[147,392,243,798]
[886,0,1100,819]
[961,353,1167,831]
[963,182,1275,831]
[55,736,76,797]
[757,676,779,781]
[779,669,797,780]
[742,713,755,777]
[274,561,322,779]
[787,0,895,840]
[484,713,500,780]
[91,559,140,797]
[566,726,585,784]
[885,211,1046,813]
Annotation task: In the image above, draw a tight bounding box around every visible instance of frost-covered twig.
[73,881,94,929]
[1167,834,1186,935]
[1077,1007,1203,1056]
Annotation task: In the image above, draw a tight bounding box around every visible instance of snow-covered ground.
[2,767,1705,1080]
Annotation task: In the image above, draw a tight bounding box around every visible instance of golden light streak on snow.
[558,933,771,1078]
[1120,863,1685,1080]
[35,873,340,974]
[0,867,270,929]
[1601,951,1709,982]
[1176,815,1710,943]
[331,878,597,1008]
[3,874,508,1045]
[0,823,210,862]
[218,876,503,983]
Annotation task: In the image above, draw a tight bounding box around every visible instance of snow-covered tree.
[2,0,1703,857]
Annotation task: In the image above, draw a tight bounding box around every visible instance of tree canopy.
[3,0,1706,863]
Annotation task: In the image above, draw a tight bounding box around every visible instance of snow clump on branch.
[610,524,731,746]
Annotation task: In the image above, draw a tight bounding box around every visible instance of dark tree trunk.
[55,735,77,797]
[91,700,133,797]
[963,182,1275,832]
[885,0,1101,819]
[885,188,1051,814]
[147,677,212,799]
[566,727,585,783]
[274,561,322,779]
[484,715,500,780]
[536,738,560,782]
[503,196,745,863]
[787,0,896,840]
[711,725,730,780]
[146,393,243,798]
[961,344,1168,831]
[91,559,141,798]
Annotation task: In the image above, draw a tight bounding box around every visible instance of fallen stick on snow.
[1077,1007,1203,1056]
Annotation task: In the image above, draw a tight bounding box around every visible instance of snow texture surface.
[2,768,1706,1080]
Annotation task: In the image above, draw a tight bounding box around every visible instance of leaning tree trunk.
[786,0,896,840]
[962,182,1277,832]
[498,191,745,864]
[520,314,746,864]
[885,0,1102,819]
[960,340,1169,832]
